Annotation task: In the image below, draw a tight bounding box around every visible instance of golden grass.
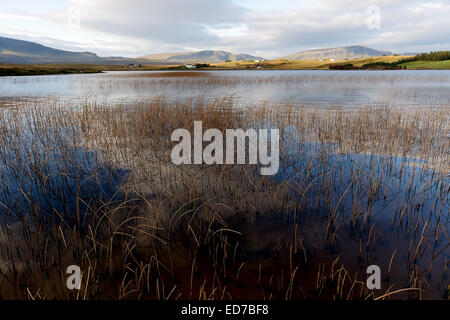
[0,55,417,74]
[211,56,413,70]
[0,63,179,75]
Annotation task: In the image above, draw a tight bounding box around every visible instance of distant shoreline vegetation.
[415,51,450,61]
[1,51,450,76]
[330,51,450,70]
[0,66,102,76]
[329,59,413,70]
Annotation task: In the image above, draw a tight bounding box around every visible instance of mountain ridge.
[140,50,264,63]
[0,36,158,65]
[0,36,104,64]
[1,37,399,65]
[281,46,392,60]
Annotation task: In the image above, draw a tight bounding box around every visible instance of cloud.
[2,0,450,57]
[66,0,246,46]
[228,0,450,56]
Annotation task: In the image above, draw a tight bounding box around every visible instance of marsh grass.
[0,96,448,300]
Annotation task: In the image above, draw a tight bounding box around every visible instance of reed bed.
[0,97,448,300]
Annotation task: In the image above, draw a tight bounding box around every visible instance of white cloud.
[1,0,449,58]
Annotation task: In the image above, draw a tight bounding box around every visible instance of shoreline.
[2,56,450,76]
[2,67,450,77]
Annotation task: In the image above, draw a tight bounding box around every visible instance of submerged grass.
[0,96,448,300]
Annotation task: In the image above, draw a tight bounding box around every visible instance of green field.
[400,60,450,69]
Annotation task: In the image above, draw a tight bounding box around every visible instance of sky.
[1,0,450,58]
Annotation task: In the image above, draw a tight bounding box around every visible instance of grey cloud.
[68,0,245,48]
[49,0,450,57]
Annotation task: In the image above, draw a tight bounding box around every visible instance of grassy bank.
[2,54,450,75]
[400,60,450,69]
[0,64,104,76]
[209,55,450,70]
[210,56,413,70]
[0,63,175,76]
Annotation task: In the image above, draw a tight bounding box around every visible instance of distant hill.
[281,46,392,60]
[401,52,419,56]
[0,36,157,65]
[140,50,264,63]
[0,36,105,64]
[1,37,397,66]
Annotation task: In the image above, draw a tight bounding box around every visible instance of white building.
[329,58,336,62]
[185,64,196,69]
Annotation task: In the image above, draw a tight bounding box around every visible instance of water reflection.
[1,70,450,107]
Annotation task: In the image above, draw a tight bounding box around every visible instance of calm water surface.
[1,70,450,107]
[0,69,448,299]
